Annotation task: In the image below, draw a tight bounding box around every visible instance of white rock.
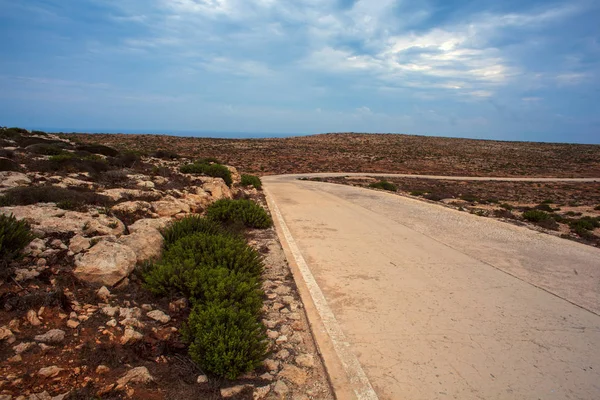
[96,286,111,301]
[38,366,63,378]
[74,241,137,286]
[295,354,315,368]
[127,217,171,234]
[120,327,143,344]
[253,385,271,400]
[117,228,164,264]
[146,310,171,324]
[151,197,190,217]
[196,375,208,384]
[0,171,31,189]
[69,235,91,254]
[116,366,154,388]
[27,310,42,326]
[34,329,65,344]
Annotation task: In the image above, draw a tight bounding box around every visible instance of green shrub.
[409,190,426,196]
[460,194,478,203]
[0,186,113,209]
[569,217,600,232]
[522,209,551,222]
[368,180,397,192]
[180,162,232,187]
[35,153,108,175]
[206,199,272,229]
[240,174,262,190]
[144,232,263,296]
[76,143,119,157]
[0,149,14,159]
[535,203,554,212]
[0,128,24,140]
[152,149,180,159]
[595,205,600,211]
[25,143,66,156]
[161,215,224,248]
[184,302,267,379]
[0,158,20,172]
[108,151,140,168]
[500,203,513,210]
[0,213,34,265]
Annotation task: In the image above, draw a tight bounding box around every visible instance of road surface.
[263,174,600,400]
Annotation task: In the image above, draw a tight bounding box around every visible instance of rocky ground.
[0,129,333,399]
[68,132,600,178]
[312,176,600,247]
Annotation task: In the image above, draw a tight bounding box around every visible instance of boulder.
[34,329,65,344]
[100,188,157,202]
[151,196,190,217]
[117,228,164,264]
[128,217,171,234]
[74,241,137,286]
[146,310,170,324]
[226,165,241,185]
[116,366,154,388]
[201,178,232,200]
[69,235,91,254]
[111,201,152,215]
[0,171,31,189]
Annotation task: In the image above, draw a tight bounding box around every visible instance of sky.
[0,0,599,143]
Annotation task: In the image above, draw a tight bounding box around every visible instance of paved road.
[263,174,600,400]
[271,172,600,182]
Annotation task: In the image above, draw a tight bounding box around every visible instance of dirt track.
[264,174,600,400]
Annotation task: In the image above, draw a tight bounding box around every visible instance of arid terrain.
[68,133,600,178]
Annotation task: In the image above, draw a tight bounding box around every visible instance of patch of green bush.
[180,162,232,187]
[34,153,109,175]
[595,205,600,211]
[0,186,113,209]
[183,302,267,380]
[152,149,180,159]
[206,199,272,229]
[25,143,66,156]
[535,203,554,212]
[500,203,514,210]
[161,215,225,248]
[460,194,478,203]
[368,180,397,192]
[569,217,600,233]
[522,209,551,222]
[0,158,20,172]
[0,213,34,266]
[241,174,262,190]
[76,143,119,157]
[409,190,426,196]
[0,149,14,159]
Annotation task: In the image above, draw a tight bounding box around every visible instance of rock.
[151,196,190,217]
[141,304,153,311]
[100,188,153,202]
[127,217,171,234]
[96,286,111,301]
[34,329,65,344]
[276,335,288,344]
[279,365,308,385]
[273,380,289,396]
[0,171,31,189]
[14,342,35,354]
[196,375,208,384]
[146,310,171,324]
[116,366,154,388]
[27,310,42,326]
[201,178,232,200]
[264,359,280,372]
[0,325,14,340]
[120,318,144,328]
[253,385,271,400]
[137,180,155,189]
[106,319,117,327]
[24,238,46,256]
[295,354,315,368]
[267,330,279,339]
[290,332,304,344]
[67,320,80,329]
[38,366,63,378]
[220,385,252,398]
[111,201,152,215]
[275,349,290,360]
[96,365,111,374]
[69,235,91,254]
[14,268,40,282]
[169,298,187,314]
[8,354,22,362]
[226,166,241,185]
[273,285,291,295]
[119,307,142,319]
[102,306,120,317]
[260,372,274,381]
[117,228,164,264]
[120,327,143,344]
[74,241,137,286]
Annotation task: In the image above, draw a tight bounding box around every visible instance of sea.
[28,128,306,139]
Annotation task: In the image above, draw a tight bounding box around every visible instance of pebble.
[67,320,80,329]
[96,365,111,374]
[263,359,280,372]
[96,286,111,301]
[38,366,63,378]
[276,335,288,344]
[14,342,36,354]
[27,310,42,326]
[275,349,290,360]
[273,380,289,396]
[253,385,271,399]
[120,327,143,345]
[116,366,154,389]
[295,354,315,368]
[146,309,171,324]
[266,330,279,339]
[197,374,208,384]
[34,329,66,344]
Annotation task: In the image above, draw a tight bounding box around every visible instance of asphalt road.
[263,174,600,400]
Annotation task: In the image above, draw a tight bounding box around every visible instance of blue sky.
[0,0,599,143]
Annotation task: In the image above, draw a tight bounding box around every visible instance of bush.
[180,162,232,187]
[108,151,141,168]
[0,158,20,172]
[144,232,263,296]
[241,174,262,190]
[0,149,14,159]
[500,203,513,210]
[522,209,551,222]
[0,186,113,209]
[34,153,109,175]
[535,203,554,212]
[184,302,267,379]
[595,205,600,211]
[409,190,426,196]
[460,194,478,203]
[569,217,600,233]
[0,213,34,265]
[25,143,65,156]
[161,216,224,248]
[152,149,180,159]
[76,143,119,157]
[206,199,272,229]
[368,180,397,192]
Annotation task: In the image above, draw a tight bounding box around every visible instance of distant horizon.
[7,124,600,145]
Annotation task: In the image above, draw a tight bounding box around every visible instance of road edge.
[264,186,379,400]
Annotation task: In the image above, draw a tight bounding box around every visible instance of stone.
[151,197,190,217]
[0,171,31,189]
[273,285,291,295]
[273,380,289,396]
[14,342,36,354]
[146,310,171,324]
[101,188,148,202]
[295,354,315,368]
[290,332,304,344]
[279,365,308,385]
[275,349,290,360]
[201,178,232,200]
[69,235,91,254]
[120,327,143,344]
[0,325,14,341]
[96,286,111,301]
[24,238,46,256]
[96,365,111,374]
[220,385,252,398]
[276,335,288,344]
[253,385,271,400]
[260,372,274,381]
[67,320,80,329]
[196,375,208,384]
[169,298,187,314]
[38,366,63,378]
[117,228,164,264]
[127,217,171,234]
[74,241,137,286]
[101,306,119,317]
[267,330,279,339]
[120,318,144,329]
[263,359,280,372]
[34,329,65,344]
[111,201,152,215]
[27,310,42,326]
[119,307,142,319]
[106,319,117,327]
[116,366,154,388]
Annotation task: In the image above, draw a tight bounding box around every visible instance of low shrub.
[34,153,109,175]
[500,203,513,210]
[0,158,20,172]
[595,205,600,211]
[144,232,263,296]
[152,149,180,159]
[206,199,272,229]
[107,151,140,168]
[241,174,262,190]
[76,143,119,157]
[522,209,551,222]
[161,215,224,248]
[0,149,14,159]
[460,194,478,203]
[0,127,25,140]
[25,143,65,156]
[569,217,600,233]
[368,180,397,192]
[0,186,113,209]
[424,193,445,201]
[493,209,515,219]
[180,162,232,187]
[409,190,426,196]
[535,203,554,212]
[0,213,34,266]
[184,302,267,379]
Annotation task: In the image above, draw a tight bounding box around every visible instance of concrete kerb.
[264,186,379,400]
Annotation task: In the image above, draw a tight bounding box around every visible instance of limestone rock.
[146,310,171,324]
[0,171,31,189]
[120,326,143,344]
[221,385,252,398]
[14,342,36,354]
[273,381,289,396]
[279,364,308,385]
[295,354,315,369]
[253,385,271,400]
[201,178,232,200]
[117,228,164,264]
[127,217,171,234]
[38,366,63,378]
[196,375,208,384]
[151,196,190,217]
[116,366,154,388]
[111,201,151,215]
[96,286,111,301]
[27,310,42,326]
[74,241,137,286]
[68,235,91,254]
[34,329,65,344]
[14,268,40,282]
